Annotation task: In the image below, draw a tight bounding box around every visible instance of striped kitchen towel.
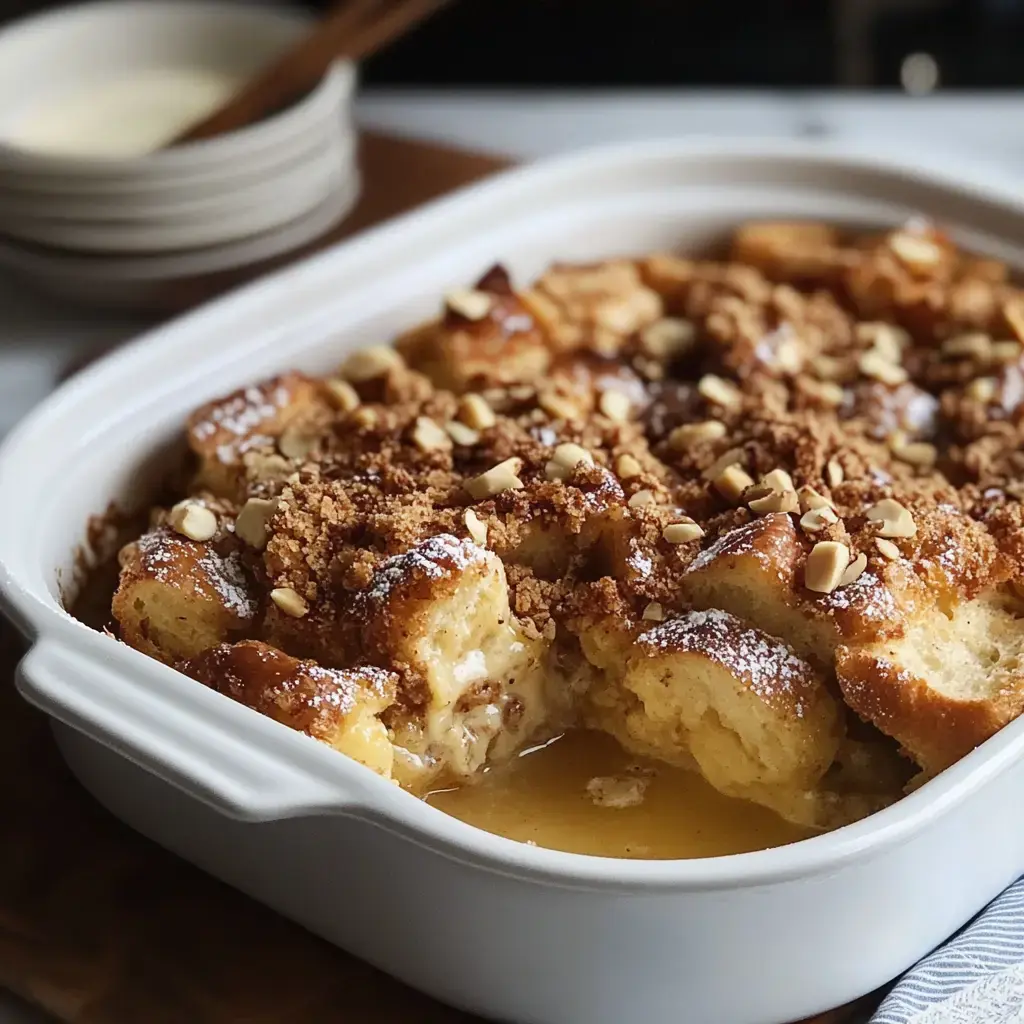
[871,877,1024,1023]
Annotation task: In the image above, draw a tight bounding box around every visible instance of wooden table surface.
[0,131,879,1024]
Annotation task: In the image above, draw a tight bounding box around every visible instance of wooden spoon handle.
[172,0,447,146]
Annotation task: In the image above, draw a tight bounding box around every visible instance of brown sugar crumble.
[99,219,1024,838]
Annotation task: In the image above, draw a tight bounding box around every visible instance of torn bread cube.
[352,534,559,789]
[113,527,257,663]
[180,640,397,778]
[837,588,1024,777]
[187,372,329,499]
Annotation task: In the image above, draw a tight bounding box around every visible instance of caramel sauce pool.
[428,730,815,859]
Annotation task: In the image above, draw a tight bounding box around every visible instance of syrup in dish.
[428,730,815,859]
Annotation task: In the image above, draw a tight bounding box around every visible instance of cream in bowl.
[2,67,244,159]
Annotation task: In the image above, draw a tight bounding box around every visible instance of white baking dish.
[3,141,1024,1024]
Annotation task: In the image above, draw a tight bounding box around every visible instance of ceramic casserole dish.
[4,142,1024,1024]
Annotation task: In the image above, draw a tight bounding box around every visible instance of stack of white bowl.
[0,1,358,311]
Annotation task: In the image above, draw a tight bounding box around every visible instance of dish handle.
[16,636,387,822]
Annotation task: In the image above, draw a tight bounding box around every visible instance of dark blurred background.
[1,0,1023,90]
[335,0,1024,90]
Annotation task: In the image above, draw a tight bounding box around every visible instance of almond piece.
[805,541,851,594]
[465,458,524,499]
[663,522,704,544]
[235,497,279,550]
[446,288,494,321]
[866,498,916,538]
[168,501,217,543]
[339,345,404,382]
[271,587,308,618]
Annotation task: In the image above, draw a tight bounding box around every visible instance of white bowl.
[0,1,354,181]
[3,142,1024,1024]
[0,171,360,310]
[0,133,356,253]
[0,1,360,306]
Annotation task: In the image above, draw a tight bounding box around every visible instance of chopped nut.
[465,458,524,499]
[509,385,535,402]
[889,231,943,273]
[857,322,910,361]
[339,344,404,382]
[640,317,695,359]
[697,374,741,410]
[761,468,795,493]
[859,349,908,386]
[866,498,917,538]
[702,447,745,481]
[713,464,755,503]
[805,541,851,594]
[669,420,727,450]
[826,459,844,488]
[663,522,704,544]
[243,451,291,483]
[352,407,378,430]
[542,619,558,640]
[990,339,1022,364]
[839,551,868,587]
[748,488,799,515]
[942,332,991,361]
[628,489,657,508]
[966,377,998,404]
[464,509,488,546]
[802,379,845,408]
[278,425,317,460]
[798,485,834,512]
[615,453,643,479]
[642,601,665,622]
[458,393,497,431]
[598,389,631,422]
[889,432,937,468]
[774,336,804,374]
[445,420,481,446]
[538,392,579,420]
[545,443,594,481]
[800,506,839,533]
[875,538,901,560]
[445,287,494,321]
[324,378,360,412]
[168,501,217,543]
[412,416,452,452]
[270,587,308,618]
[234,497,279,550]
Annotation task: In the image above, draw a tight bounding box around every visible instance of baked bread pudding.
[105,220,1024,836]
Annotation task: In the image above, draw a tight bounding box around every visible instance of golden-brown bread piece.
[837,588,1024,776]
[679,514,916,669]
[112,526,257,664]
[623,610,843,792]
[180,640,397,777]
[187,372,329,499]
[522,260,663,356]
[396,265,552,391]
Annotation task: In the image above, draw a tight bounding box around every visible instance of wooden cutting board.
[0,131,882,1024]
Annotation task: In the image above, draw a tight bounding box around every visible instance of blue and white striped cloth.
[871,878,1024,1023]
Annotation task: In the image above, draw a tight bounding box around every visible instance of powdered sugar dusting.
[191,384,291,443]
[686,516,788,580]
[817,570,896,624]
[638,608,814,715]
[135,529,257,620]
[363,533,487,605]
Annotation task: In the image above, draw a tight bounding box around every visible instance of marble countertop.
[2,89,1023,1023]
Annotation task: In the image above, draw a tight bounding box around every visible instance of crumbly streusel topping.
[144,221,1024,696]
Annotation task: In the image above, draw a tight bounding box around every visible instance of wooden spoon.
[171,0,449,146]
